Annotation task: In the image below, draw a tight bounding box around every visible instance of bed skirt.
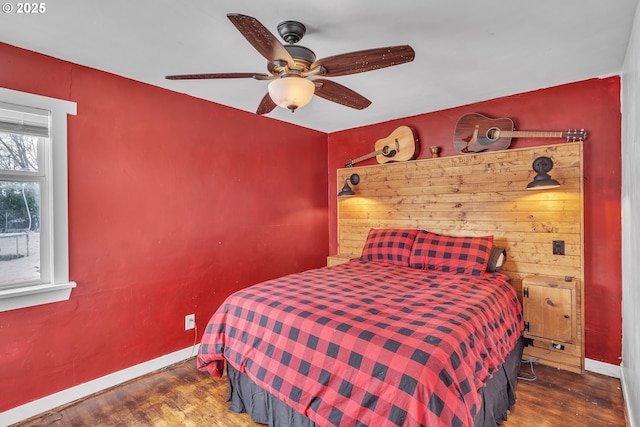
[225,336,525,427]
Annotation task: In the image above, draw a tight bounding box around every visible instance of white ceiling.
[1,0,637,133]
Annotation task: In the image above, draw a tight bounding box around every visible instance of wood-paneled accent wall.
[336,142,584,372]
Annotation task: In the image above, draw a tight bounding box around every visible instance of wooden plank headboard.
[336,142,584,372]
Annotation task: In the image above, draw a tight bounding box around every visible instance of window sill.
[0,282,76,312]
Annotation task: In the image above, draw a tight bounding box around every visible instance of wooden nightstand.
[327,254,356,266]
[521,275,583,373]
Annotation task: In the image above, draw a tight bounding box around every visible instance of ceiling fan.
[165,13,415,114]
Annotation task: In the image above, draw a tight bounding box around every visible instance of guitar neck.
[348,149,385,166]
[500,130,565,138]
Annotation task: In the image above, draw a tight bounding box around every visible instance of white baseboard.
[585,357,621,378]
[620,367,638,427]
[0,344,199,426]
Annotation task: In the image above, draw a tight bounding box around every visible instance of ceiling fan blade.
[227,13,294,67]
[165,73,271,80]
[311,45,415,77]
[313,79,371,110]
[256,93,277,115]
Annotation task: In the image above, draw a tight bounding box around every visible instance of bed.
[198,229,524,426]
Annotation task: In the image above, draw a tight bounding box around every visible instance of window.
[0,87,76,311]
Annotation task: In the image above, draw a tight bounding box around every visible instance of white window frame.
[0,87,76,312]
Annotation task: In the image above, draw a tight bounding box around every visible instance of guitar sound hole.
[486,127,501,141]
[381,146,390,155]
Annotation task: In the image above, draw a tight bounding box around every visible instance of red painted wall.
[0,43,328,411]
[328,77,622,366]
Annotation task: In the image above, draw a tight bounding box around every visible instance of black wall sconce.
[526,156,560,190]
[338,173,360,197]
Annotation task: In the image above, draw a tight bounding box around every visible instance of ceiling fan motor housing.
[284,45,316,68]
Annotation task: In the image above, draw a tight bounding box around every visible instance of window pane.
[0,132,41,172]
[0,180,40,287]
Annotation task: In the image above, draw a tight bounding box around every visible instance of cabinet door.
[524,284,573,343]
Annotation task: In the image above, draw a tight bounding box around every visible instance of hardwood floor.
[503,363,627,427]
[13,359,627,427]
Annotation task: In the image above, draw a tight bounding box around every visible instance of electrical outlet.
[552,240,565,255]
[185,314,195,331]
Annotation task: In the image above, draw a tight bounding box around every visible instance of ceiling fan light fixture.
[268,77,315,112]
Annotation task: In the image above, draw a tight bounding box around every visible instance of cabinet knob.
[564,314,570,319]
[545,298,556,307]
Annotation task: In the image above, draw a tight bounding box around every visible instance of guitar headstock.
[344,160,353,168]
[562,129,588,141]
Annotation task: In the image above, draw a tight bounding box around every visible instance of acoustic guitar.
[453,113,587,154]
[345,126,419,168]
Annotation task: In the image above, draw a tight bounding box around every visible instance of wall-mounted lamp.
[268,76,316,113]
[526,156,560,190]
[338,173,360,197]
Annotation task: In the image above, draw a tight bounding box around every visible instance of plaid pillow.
[360,228,419,266]
[409,231,494,276]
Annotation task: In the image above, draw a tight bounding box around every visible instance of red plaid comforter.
[198,260,523,427]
